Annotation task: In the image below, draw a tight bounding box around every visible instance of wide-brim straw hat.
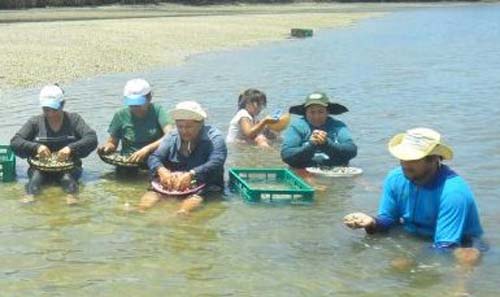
[289,92,348,116]
[388,128,453,161]
[169,101,207,122]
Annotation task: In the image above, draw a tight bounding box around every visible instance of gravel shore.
[0,4,384,90]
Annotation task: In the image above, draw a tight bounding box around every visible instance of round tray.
[98,151,142,168]
[151,178,206,196]
[305,166,363,177]
[28,154,75,172]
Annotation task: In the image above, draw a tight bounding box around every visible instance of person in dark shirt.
[138,101,227,214]
[10,84,97,204]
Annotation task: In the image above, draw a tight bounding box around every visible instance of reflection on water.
[1,3,500,296]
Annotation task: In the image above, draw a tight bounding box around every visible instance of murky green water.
[1,3,499,296]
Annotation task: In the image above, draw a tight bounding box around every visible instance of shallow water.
[1,3,499,296]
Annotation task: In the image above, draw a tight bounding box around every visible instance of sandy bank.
[0,3,387,90]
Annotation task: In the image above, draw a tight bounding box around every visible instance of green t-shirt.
[108,103,172,155]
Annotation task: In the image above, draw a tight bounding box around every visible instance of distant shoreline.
[0,2,476,90]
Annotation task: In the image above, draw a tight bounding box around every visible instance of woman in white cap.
[98,78,173,172]
[281,92,357,169]
[138,101,227,214]
[10,84,98,204]
[344,128,485,267]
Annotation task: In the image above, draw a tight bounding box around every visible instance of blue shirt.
[280,116,357,168]
[147,125,227,189]
[376,165,483,248]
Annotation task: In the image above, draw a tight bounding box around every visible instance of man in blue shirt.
[344,128,484,266]
[138,101,227,214]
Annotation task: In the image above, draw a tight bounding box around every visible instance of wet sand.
[0,3,390,90]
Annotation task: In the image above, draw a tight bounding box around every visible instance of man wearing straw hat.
[138,101,227,214]
[344,128,484,265]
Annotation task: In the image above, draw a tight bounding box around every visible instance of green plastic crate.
[229,167,314,203]
[0,145,16,182]
[290,28,313,38]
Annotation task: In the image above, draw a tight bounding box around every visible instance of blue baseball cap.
[123,78,151,106]
[39,85,64,110]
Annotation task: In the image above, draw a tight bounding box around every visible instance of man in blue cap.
[98,78,173,171]
[11,84,97,204]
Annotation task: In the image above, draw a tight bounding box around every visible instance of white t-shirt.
[226,109,255,143]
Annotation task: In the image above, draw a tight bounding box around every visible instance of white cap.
[39,85,64,109]
[169,101,207,122]
[123,78,151,106]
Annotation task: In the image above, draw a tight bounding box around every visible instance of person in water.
[98,78,173,172]
[226,88,279,148]
[138,101,227,214]
[10,84,97,204]
[281,92,357,169]
[344,128,484,266]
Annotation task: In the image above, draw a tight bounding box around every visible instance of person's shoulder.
[65,111,85,121]
[326,117,347,128]
[385,167,406,184]
[205,124,224,138]
[441,165,474,200]
[232,109,252,121]
[289,116,308,127]
[114,106,130,117]
[151,102,165,113]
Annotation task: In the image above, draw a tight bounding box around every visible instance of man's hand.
[57,146,72,162]
[158,167,175,190]
[310,130,327,145]
[343,212,376,229]
[36,145,51,159]
[98,142,117,155]
[128,146,151,163]
[173,171,193,191]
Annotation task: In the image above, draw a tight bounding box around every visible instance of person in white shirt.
[226,89,277,148]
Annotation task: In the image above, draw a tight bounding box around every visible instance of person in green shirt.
[98,78,173,167]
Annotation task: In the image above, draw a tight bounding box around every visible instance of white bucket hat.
[39,85,64,109]
[169,101,207,122]
[388,128,453,161]
[123,78,151,106]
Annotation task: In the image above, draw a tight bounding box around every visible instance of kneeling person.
[10,84,97,204]
[139,101,227,214]
[98,78,173,171]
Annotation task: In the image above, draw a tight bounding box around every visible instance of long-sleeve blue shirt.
[147,124,227,189]
[280,116,357,168]
[375,165,483,248]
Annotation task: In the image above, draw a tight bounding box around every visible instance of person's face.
[42,107,62,120]
[400,157,437,185]
[176,120,202,142]
[246,101,264,116]
[129,103,149,118]
[305,105,328,128]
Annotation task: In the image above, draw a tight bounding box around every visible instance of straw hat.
[169,101,207,122]
[388,128,453,161]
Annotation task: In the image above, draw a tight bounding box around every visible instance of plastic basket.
[0,145,16,182]
[229,167,314,203]
[290,28,313,38]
